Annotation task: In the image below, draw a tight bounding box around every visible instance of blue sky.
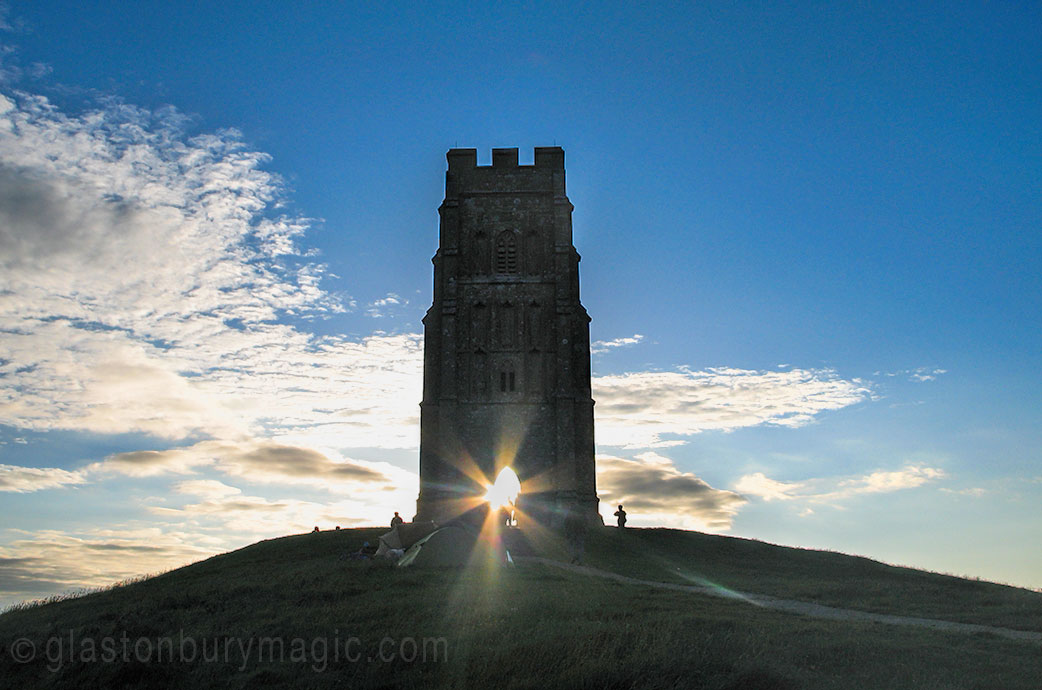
[0,1,1040,606]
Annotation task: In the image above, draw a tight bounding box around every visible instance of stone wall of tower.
[416,147,599,526]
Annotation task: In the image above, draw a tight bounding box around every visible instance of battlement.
[446,146,565,171]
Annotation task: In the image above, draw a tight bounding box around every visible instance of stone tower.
[415,147,599,526]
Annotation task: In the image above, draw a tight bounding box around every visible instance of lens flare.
[484,466,521,510]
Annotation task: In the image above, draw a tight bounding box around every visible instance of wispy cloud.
[874,367,948,382]
[940,487,986,497]
[597,452,745,531]
[591,334,644,353]
[174,479,243,500]
[734,464,947,507]
[91,440,419,535]
[731,472,803,502]
[0,464,86,493]
[909,368,947,382]
[365,292,409,318]
[593,366,870,448]
[150,477,416,536]
[91,439,415,492]
[0,4,27,36]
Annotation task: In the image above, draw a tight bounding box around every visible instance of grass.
[578,527,1042,632]
[0,526,1040,689]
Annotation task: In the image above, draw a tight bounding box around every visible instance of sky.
[0,1,1039,607]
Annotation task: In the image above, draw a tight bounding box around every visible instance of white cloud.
[174,479,242,499]
[0,466,415,607]
[149,493,368,534]
[149,478,415,536]
[732,472,803,502]
[940,487,987,497]
[91,439,416,492]
[89,439,418,533]
[365,292,409,318]
[910,368,947,382]
[596,452,746,531]
[853,465,945,494]
[0,89,430,448]
[735,464,947,506]
[87,446,213,478]
[873,367,948,382]
[592,366,870,448]
[591,334,644,353]
[0,464,86,492]
[0,468,415,608]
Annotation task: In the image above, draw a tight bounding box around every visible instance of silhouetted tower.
[415,147,599,525]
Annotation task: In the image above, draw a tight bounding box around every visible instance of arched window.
[495,231,519,274]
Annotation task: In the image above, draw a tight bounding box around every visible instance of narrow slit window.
[509,372,516,391]
[495,232,519,274]
[500,371,507,392]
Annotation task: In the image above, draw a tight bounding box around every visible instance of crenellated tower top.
[446,146,565,170]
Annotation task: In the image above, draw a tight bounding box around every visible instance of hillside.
[1,526,1040,689]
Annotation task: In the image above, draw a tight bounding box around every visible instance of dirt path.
[520,557,1042,643]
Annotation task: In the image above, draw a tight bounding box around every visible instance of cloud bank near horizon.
[596,452,746,531]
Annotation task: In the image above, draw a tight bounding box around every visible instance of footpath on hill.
[519,557,1042,644]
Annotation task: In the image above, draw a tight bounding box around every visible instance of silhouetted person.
[312,526,320,533]
[564,508,587,565]
[391,511,404,528]
[614,505,627,529]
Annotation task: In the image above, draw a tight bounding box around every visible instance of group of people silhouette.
[383,504,627,532]
[369,502,629,568]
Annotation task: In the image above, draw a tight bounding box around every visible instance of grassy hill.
[1,526,1041,689]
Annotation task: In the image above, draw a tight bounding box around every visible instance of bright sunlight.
[484,466,521,510]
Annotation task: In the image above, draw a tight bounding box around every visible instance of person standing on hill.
[614,505,627,529]
[390,511,404,528]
